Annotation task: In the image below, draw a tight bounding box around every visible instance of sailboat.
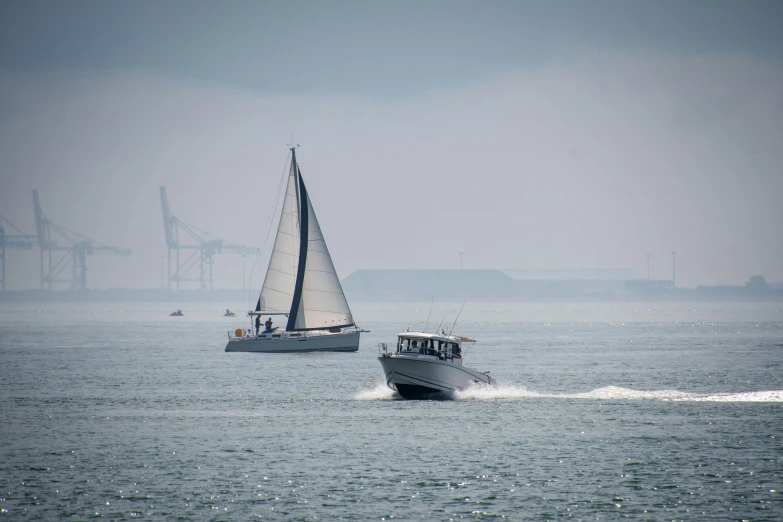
[225,147,360,353]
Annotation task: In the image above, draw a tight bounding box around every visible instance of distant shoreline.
[0,288,254,303]
[3,270,781,303]
[1,288,781,303]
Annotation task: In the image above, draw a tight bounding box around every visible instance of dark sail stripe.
[286,165,309,331]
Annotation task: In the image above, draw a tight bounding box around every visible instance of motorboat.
[225,146,361,353]
[378,331,492,399]
[223,309,237,317]
[170,309,184,316]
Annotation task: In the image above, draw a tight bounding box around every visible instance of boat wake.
[354,383,398,400]
[458,384,783,402]
[355,383,783,402]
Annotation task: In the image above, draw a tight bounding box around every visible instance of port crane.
[0,214,37,292]
[160,187,259,290]
[33,190,131,291]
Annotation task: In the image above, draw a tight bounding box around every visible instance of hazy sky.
[1,1,782,290]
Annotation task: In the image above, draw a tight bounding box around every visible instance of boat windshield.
[396,336,462,361]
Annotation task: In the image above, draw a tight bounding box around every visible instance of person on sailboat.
[255,314,261,336]
[264,317,273,333]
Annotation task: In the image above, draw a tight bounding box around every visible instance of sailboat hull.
[225,330,360,353]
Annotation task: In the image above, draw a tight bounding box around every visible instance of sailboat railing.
[228,326,357,341]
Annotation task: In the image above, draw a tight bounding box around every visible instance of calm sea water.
[1,301,781,520]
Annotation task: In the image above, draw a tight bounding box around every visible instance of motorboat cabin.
[393,332,465,362]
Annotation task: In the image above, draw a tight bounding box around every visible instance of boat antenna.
[424,296,434,332]
[288,132,300,155]
[447,300,466,336]
[435,309,449,335]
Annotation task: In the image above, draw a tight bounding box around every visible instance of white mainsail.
[256,150,354,331]
[257,159,300,314]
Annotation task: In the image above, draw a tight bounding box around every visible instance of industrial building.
[341,268,676,301]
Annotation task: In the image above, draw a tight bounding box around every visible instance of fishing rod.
[424,296,434,332]
[447,300,467,337]
[435,309,449,335]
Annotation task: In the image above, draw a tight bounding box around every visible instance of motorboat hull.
[378,354,492,399]
[225,330,360,353]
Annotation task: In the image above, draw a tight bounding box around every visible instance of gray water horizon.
[1,301,781,520]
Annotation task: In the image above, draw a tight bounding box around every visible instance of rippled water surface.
[1,301,781,520]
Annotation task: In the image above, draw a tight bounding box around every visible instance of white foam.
[454,383,542,400]
[454,383,783,402]
[354,382,783,402]
[354,382,397,400]
[559,385,694,401]
[671,390,783,402]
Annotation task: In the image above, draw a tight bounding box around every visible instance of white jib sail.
[257,159,300,314]
[292,190,354,330]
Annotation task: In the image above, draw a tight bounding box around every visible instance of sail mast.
[286,149,309,330]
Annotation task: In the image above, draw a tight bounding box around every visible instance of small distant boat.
[378,331,492,399]
[170,309,184,317]
[225,146,361,353]
[224,309,236,317]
